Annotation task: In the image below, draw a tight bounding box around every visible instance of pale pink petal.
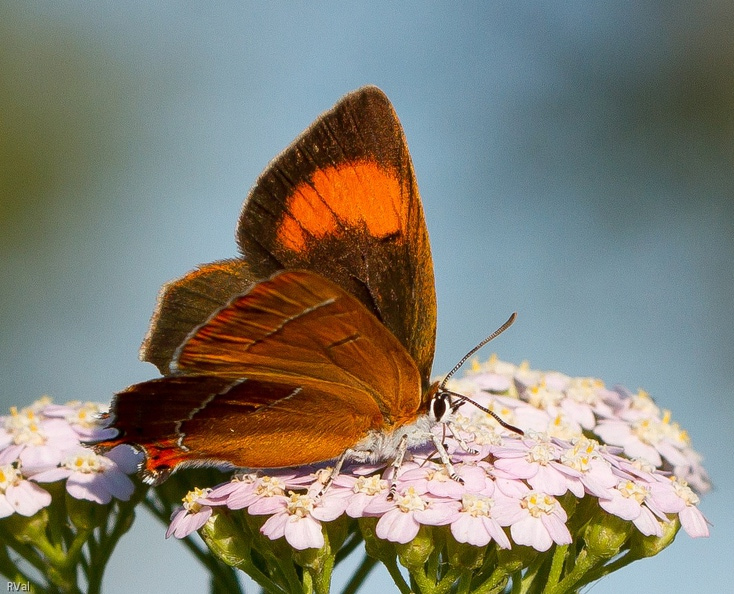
[541,514,572,545]
[414,502,458,526]
[310,498,347,522]
[166,508,189,538]
[99,469,134,501]
[0,445,22,465]
[105,446,142,474]
[260,512,289,540]
[249,496,287,515]
[6,482,51,516]
[679,506,709,538]
[451,514,490,546]
[0,496,15,518]
[511,516,553,551]
[493,457,536,480]
[599,494,640,521]
[284,516,324,550]
[172,508,212,539]
[632,507,663,537]
[483,517,512,549]
[19,446,63,472]
[66,473,111,504]
[528,465,568,496]
[376,509,420,544]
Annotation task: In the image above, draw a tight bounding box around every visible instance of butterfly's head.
[424,313,524,435]
[426,382,464,425]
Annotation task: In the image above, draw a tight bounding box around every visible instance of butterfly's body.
[94,87,471,486]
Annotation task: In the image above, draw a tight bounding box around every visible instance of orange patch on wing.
[277,161,406,251]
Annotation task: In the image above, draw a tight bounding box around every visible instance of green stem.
[545,544,567,589]
[456,570,472,594]
[575,550,633,588]
[85,492,146,594]
[434,568,465,594]
[546,548,601,594]
[510,569,523,594]
[516,554,544,594]
[473,567,511,594]
[233,552,288,594]
[0,538,46,591]
[310,550,336,594]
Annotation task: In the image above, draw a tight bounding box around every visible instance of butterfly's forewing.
[100,270,423,481]
[236,86,436,388]
[139,259,255,374]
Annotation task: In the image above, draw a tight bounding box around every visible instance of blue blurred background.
[1,3,731,592]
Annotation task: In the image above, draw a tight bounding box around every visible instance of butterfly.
[94,86,517,487]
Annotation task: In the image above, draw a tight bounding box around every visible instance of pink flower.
[449,481,521,548]
[598,478,664,537]
[492,436,576,496]
[31,447,136,504]
[364,487,457,544]
[148,356,709,553]
[253,491,347,550]
[558,437,618,498]
[43,401,118,442]
[558,376,615,429]
[330,473,389,518]
[397,462,486,499]
[166,487,214,538]
[0,408,80,473]
[510,490,572,552]
[0,463,51,517]
[648,477,710,538]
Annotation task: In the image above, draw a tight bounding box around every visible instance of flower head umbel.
[0,359,710,594]
[0,397,140,509]
[164,356,709,594]
[31,446,137,504]
[0,396,145,593]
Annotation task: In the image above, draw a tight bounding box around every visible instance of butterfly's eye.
[429,392,452,423]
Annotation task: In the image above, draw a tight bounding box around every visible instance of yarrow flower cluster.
[0,397,139,515]
[0,360,710,594]
[165,357,710,593]
[0,397,149,593]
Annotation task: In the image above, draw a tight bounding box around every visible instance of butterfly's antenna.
[443,389,523,435]
[439,312,517,391]
[437,312,522,436]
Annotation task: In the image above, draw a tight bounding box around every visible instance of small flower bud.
[584,511,633,558]
[629,517,680,558]
[446,529,487,570]
[200,509,250,568]
[396,525,434,571]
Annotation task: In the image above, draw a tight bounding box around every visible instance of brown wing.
[98,375,384,483]
[236,86,436,388]
[175,269,422,425]
[98,270,424,483]
[139,259,255,374]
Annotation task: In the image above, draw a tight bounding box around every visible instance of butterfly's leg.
[445,421,478,455]
[428,432,463,484]
[387,434,409,500]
